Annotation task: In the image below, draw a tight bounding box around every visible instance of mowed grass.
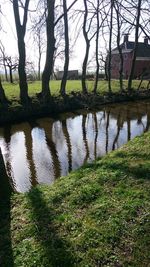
[2,79,149,102]
[1,132,150,266]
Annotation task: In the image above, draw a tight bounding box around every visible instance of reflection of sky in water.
[67,116,85,170]
[52,121,68,176]
[0,101,150,193]
[32,128,55,184]
[10,132,31,193]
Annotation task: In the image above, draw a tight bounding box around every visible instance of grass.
[2,79,149,103]
[0,131,150,266]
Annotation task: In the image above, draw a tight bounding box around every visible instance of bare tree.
[0,6,8,103]
[0,41,8,82]
[108,0,114,94]
[114,1,123,92]
[93,0,100,94]
[0,76,8,104]
[1,56,18,83]
[13,0,30,104]
[34,26,45,81]
[41,0,78,102]
[128,0,142,91]
[53,19,65,78]
[31,7,46,81]
[82,0,90,94]
[41,0,55,102]
[60,0,69,96]
[81,0,98,94]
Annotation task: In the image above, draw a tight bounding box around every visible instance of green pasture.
[2,79,149,102]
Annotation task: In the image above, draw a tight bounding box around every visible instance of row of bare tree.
[0,0,150,105]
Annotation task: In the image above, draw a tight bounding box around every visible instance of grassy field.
[0,131,150,266]
[2,79,149,102]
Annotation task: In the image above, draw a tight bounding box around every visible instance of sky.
[0,0,144,74]
[0,0,88,72]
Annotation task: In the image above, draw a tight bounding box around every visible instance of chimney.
[124,34,129,43]
[144,36,148,45]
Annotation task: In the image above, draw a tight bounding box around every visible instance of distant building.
[56,70,79,80]
[111,34,150,79]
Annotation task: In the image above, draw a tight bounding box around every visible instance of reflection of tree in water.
[22,123,38,187]
[145,103,150,132]
[39,120,61,179]
[127,110,131,141]
[82,114,89,164]
[136,103,145,129]
[112,108,123,151]
[93,113,98,160]
[3,125,15,189]
[105,109,110,153]
[62,120,72,172]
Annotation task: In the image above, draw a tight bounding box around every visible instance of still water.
[0,100,150,193]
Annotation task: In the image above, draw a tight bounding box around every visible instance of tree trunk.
[0,77,8,104]
[93,0,100,94]
[60,0,69,96]
[37,31,42,81]
[82,0,89,94]
[108,0,114,94]
[12,0,30,104]
[18,39,29,103]
[3,59,8,82]
[115,5,123,92]
[128,0,142,91]
[105,60,108,80]
[38,49,41,81]
[0,43,8,82]
[9,67,13,84]
[41,0,55,102]
[82,42,90,94]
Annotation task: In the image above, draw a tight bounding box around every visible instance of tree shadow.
[0,150,14,267]
[27,187,75,266]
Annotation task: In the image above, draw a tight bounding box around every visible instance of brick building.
[111,35,150,79]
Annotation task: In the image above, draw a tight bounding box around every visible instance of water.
[0,100,150,193]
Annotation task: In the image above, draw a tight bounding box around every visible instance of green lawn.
[2,79,149,102]
[0,131,150,266]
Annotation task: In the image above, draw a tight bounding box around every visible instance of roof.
[112,41,150,57]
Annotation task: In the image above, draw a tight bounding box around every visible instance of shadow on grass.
[27,187,75,266]
[0,151,14,267]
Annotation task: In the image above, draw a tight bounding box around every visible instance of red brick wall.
[111,52,150,79]
[134,60,150,78]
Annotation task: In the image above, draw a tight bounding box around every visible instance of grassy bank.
[0,132,150,266]
[1,79,150,125]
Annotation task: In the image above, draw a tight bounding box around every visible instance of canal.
[0,100,150,193]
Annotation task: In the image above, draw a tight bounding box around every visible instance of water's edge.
[1,92,150,126]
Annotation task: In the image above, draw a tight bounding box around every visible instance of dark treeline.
[0,0,150,105]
